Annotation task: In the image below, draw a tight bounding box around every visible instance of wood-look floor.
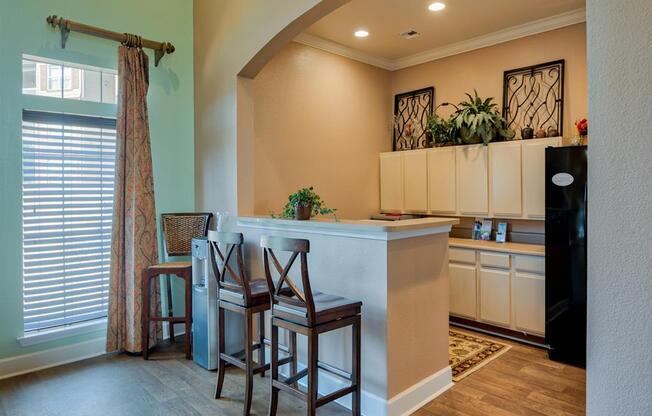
[416,328,586,416]
[0,329,585,416]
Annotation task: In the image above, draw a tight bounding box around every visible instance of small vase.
[569,136,583,146]
[294,204,312,220]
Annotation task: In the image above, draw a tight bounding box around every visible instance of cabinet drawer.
[479,251,510,269]
[449,247,476,264]
[514,255,545,275]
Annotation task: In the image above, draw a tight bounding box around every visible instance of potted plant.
[425,113,454,147]
[271,187,337,220]
[450,90,514,145]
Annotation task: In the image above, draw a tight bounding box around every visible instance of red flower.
[575,118,588,136]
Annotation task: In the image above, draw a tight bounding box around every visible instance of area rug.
[449,330,511,382]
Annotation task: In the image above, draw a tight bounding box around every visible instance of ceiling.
[302,0,585,68]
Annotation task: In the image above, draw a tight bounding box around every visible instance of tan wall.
[252,42,392,219]
[391,23,588,138]
[194,0,329,215]
[248,24,587,219]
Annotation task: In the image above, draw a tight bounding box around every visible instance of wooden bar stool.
[261,235,362,416]
[209,231,297,416]
[142,212,212,360]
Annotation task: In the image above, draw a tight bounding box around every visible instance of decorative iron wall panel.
[502,60,564,138]
[393,87,434,151]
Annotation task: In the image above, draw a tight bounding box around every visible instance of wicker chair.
[142,212,212,360]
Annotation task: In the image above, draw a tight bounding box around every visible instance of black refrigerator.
[545,146,587,367]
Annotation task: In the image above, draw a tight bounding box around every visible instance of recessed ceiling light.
[428,2,446,12]
[354,29,369,38]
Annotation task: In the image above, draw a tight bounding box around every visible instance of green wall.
[0,0,194,360]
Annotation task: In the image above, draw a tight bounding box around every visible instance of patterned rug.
[449,330,511,382]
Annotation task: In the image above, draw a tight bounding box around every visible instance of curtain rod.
[46,15,175,67]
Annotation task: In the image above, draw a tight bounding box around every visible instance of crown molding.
[293,8,586,72]
[293,32,395,70]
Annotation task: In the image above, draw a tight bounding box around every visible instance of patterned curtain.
[107,45,161,353]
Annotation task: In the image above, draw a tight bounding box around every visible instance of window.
[47,65,73,91]
[22,55,118,104]
[22,110,116,332]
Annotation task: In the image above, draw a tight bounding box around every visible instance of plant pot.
[294,204,312,220]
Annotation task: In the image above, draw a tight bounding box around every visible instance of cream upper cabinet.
[403,150,428,213]
[522,137,562,218]
[456,145,489,216]
[380,152,403,213]
[428,147,457,214]
[490,141,523,217]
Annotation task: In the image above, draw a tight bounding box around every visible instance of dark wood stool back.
[260,235,320,325]
[261,235,362,416]
[208,231,254,306]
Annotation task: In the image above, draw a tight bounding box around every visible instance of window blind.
[22,110,117,332]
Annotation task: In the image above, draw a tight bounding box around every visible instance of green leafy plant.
[270,187,337,220]
[451,90,514,145]
[425,113,455,146]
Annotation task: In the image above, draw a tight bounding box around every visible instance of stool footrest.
[220,352,271,374]
[317,360,352,381]
[316,385,356,408]
[283,368,308,385]
[272,379,307,401]
[147,317,187,323]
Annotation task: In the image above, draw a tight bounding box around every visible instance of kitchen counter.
[449,237,544,256]
[238,216,458,240]
[236,216,457,415]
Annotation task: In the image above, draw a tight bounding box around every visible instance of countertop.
[449,237,545,256]
[237,216,459,241]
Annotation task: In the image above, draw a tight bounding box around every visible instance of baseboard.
[387,367,453,416]
[0,336,107,381]
[265,349,451,416]
[449,317,547,348]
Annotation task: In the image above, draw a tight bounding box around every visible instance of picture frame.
[393,87,434,151]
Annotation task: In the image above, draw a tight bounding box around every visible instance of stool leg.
[244,309,254,416]
[142,271,150,360]
[166,274,174,342]
[258,311,266,378]
[184,271,192,360]
[268,322,279,416]
[307,328,318,416]
[289,330,297,387]
[352,315,361,416]
[214,306,226,399]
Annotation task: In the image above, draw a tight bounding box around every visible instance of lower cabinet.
[513,272,545,334]
[449,246,545,337]
[449,263,477,319]
[479,267,511,327]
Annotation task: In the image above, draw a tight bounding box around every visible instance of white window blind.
[22,110,117,332]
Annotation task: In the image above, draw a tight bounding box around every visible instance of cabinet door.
[450,263,477,319]
[456,145,489,216]
[403,150,428,213]
[490,142,522,217]
[522,137,562,219]
[513,272,545,334]
[428,147,457,214]
[479,267,511,327]
[380,152,403,213]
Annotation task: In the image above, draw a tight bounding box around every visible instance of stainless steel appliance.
[191,237,243,370]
